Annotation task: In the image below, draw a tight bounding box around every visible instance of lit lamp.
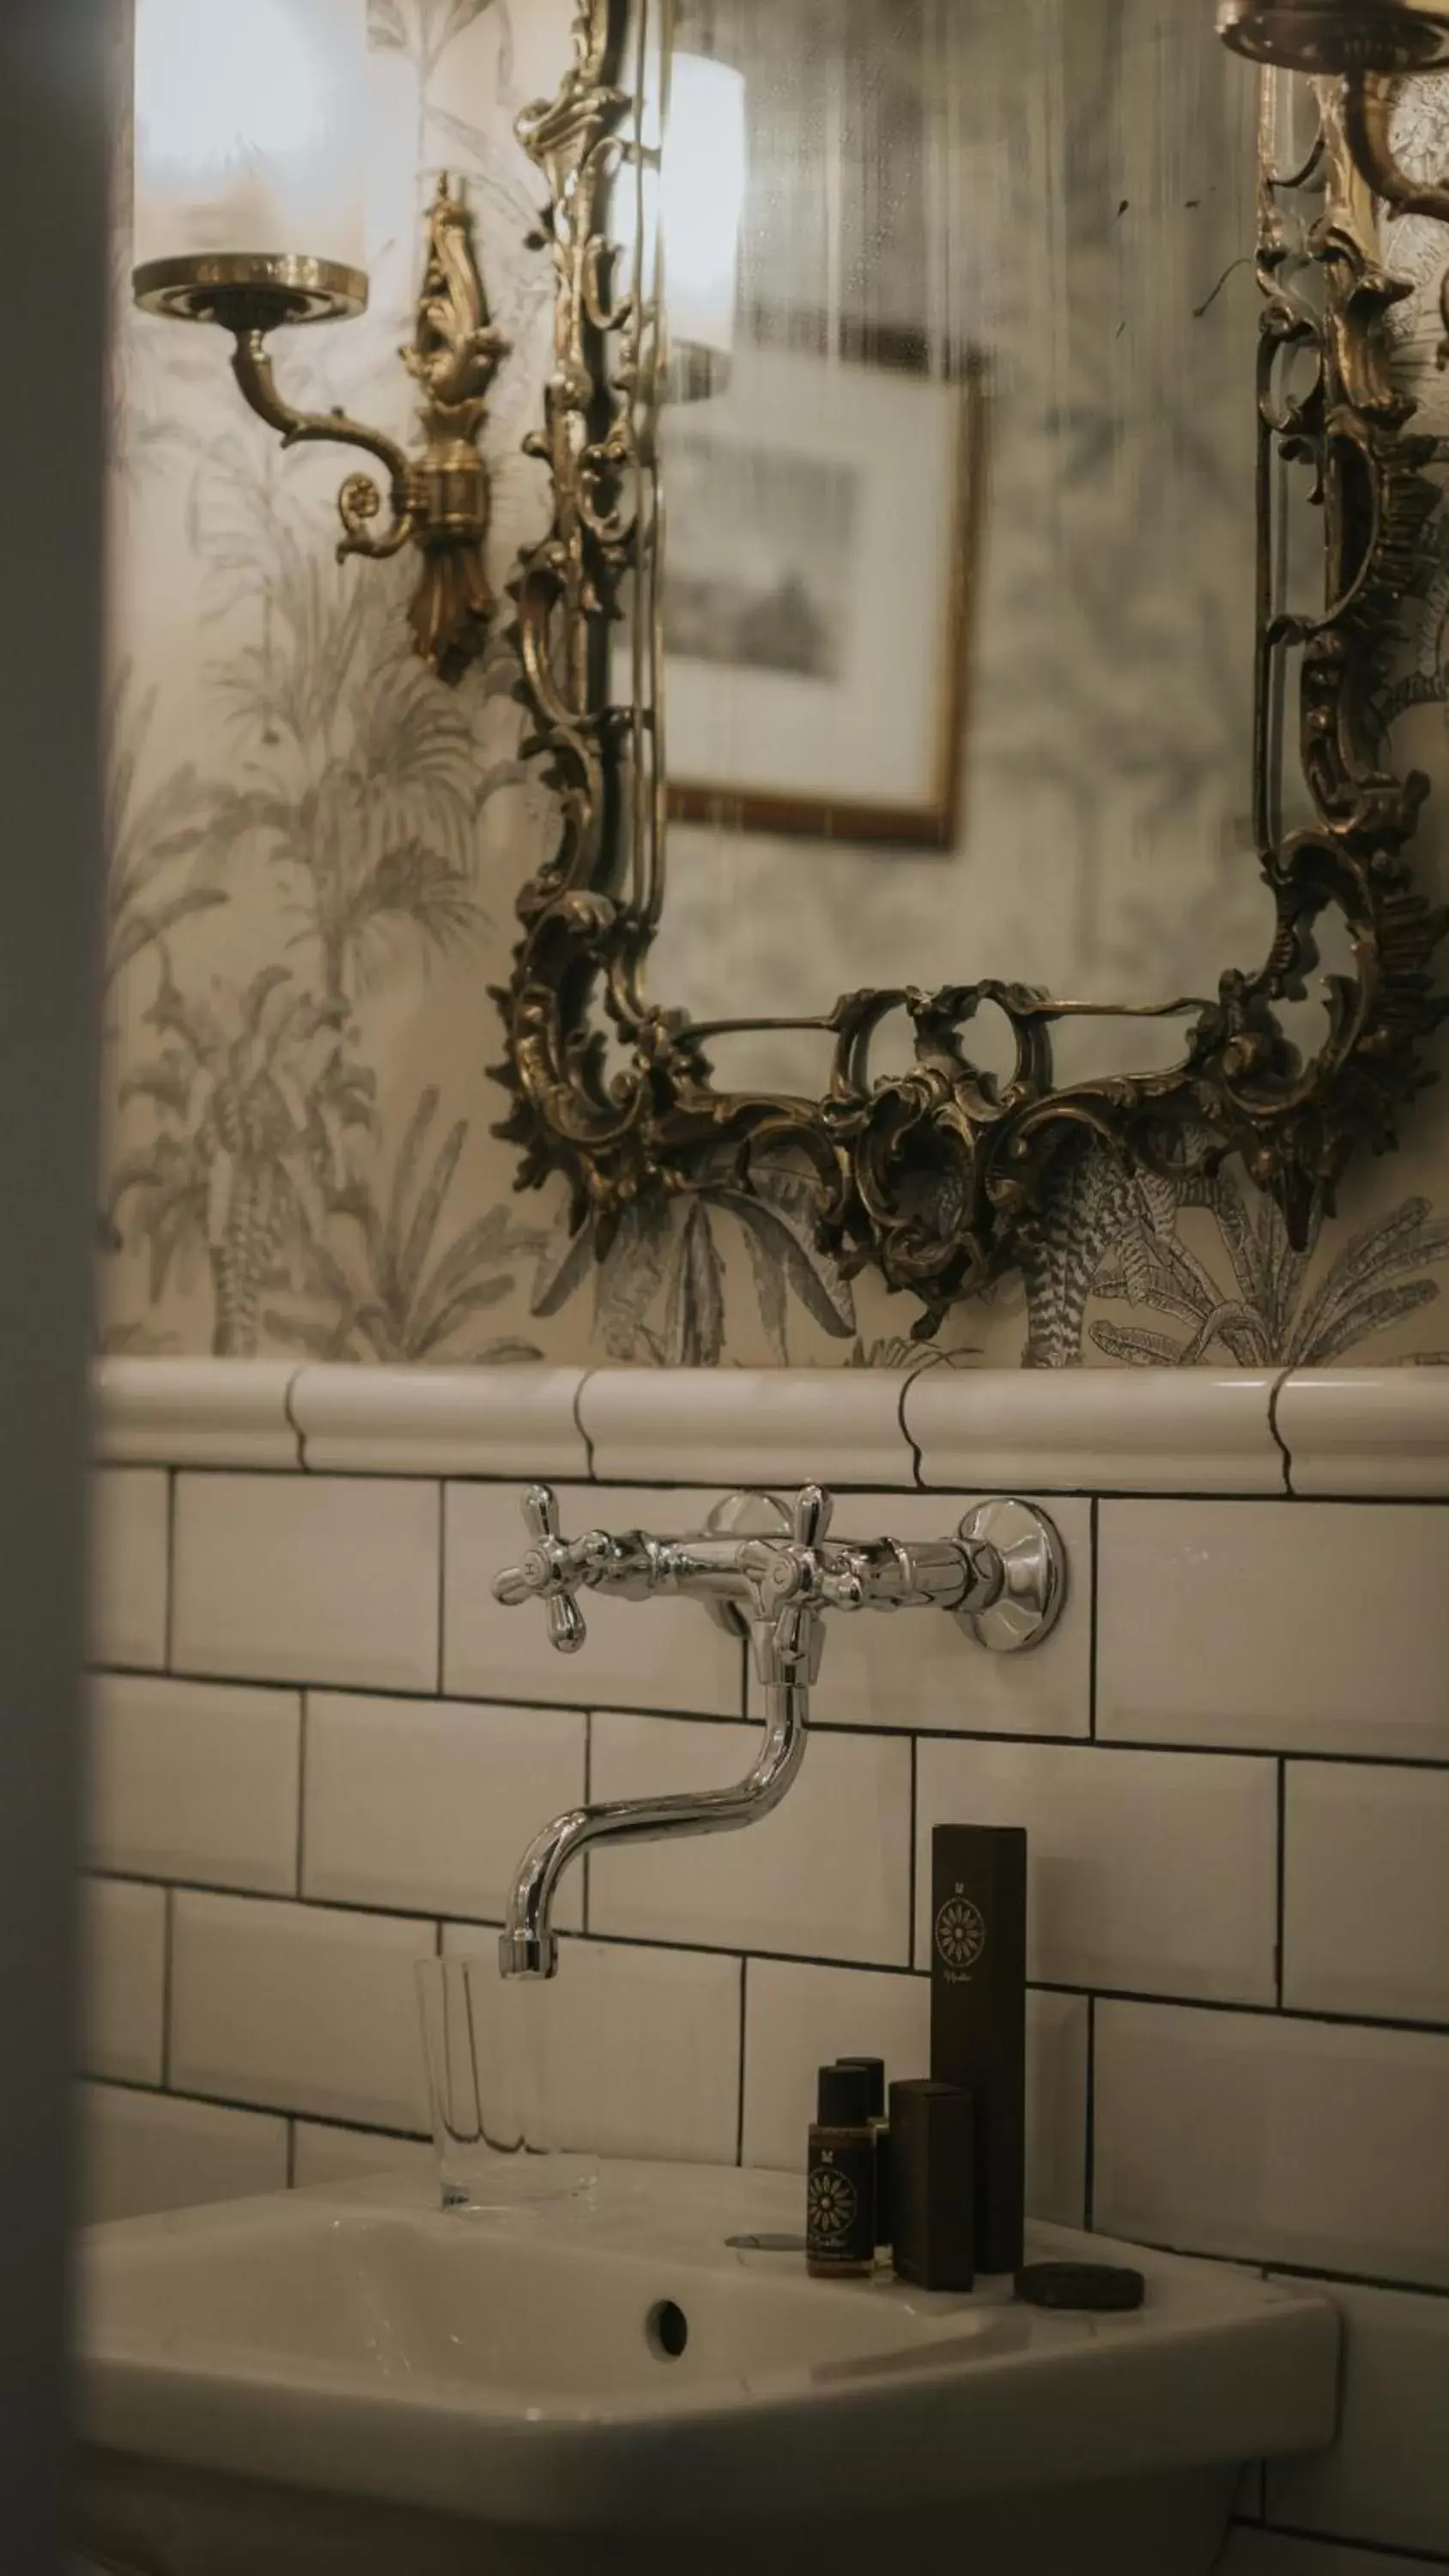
[659,51,749,400]
[130,0,506,684]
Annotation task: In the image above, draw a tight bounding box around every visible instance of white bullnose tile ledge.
[288,1364,589,1479]
[92,1359,301,1471]
[89,1358,1449,1501]
[579,1367,915,1488]
[905,1367,1285,1496]
[1276,1368,1449,1498]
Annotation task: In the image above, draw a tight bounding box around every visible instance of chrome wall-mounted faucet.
[492,1483,1066,1979]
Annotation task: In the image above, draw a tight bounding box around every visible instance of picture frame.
[658,326,983,850]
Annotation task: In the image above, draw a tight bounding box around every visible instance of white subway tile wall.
[1098,1501,1449,1759]
[914,1738,1279,2003]
[1283,1763,1449,2025]
[82,1878,167,2086]
[301,1692,587,1926]
[171,1474,442,1692]
[444,1483,744,1715]
[1093,2003,1449,2287]
[87,1674,301,1895]
[89,1467,170,1669]
[168,1891,433,2131]
[290,2121,436,2191]
[442,1929,743,2166]
[80,2081,288,2223]
[1265,2280,1449,2559]
[82,1406,1449,2570]
[746,1492,1095,1738]
[588,1712,912,1965]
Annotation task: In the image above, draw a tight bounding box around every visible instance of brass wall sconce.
[130,1,503,685]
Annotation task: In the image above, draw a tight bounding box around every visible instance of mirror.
[652,0,1262,1094]
[496,0,1448,1332]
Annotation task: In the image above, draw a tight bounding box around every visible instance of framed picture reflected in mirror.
[659,324,983,849]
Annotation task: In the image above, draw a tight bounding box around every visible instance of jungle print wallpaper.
[100,1,1449,1370]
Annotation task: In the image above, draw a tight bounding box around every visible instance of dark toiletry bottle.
[888,2079,975,2292]
[929,1824,1027,2275]
[807,2064,876,2278]
[836,2056,892,2248]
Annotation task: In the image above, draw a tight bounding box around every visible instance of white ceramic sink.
[79,2161,1338,2576]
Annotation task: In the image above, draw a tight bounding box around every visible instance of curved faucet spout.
[498,1669,810,1979]
[490,1484,1064,1982]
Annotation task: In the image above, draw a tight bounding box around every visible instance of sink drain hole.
[646,2300,688,2361]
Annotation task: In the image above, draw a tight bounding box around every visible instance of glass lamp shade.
[661,52,749,368]
[132,0,369,322]
[1216,0,1449,70]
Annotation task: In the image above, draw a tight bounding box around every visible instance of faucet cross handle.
[739,1484,841,1606]
[492,1483,591,1656]
[738,1484,845,1676]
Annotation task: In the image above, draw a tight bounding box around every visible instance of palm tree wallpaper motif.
[276,1087,548,1364]
[100,2,1449,1369]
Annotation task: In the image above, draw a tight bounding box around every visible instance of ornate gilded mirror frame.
[494,0,1449,1339]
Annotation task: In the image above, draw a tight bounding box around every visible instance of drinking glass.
[415,1952,598,2212]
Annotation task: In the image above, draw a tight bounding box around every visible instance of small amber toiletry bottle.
[836,2055,893,2248]
[807,2063,876,2278]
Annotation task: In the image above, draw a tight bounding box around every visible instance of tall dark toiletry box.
[929,1823,1027,2275]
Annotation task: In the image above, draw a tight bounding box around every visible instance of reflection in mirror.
[649,0,1267,1093]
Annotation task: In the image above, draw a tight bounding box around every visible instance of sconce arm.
[229,329,420,564]
[1342,69,1449,226]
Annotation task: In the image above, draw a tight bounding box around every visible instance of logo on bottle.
[807,2163,860,2246]
[935,1887,987,1980]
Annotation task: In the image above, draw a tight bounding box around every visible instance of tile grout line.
[736,1956,749,2167]
[294,1693,310,1900]
[1275,1756,1288,2009]
[1268,1367,1296,1499]
[435,1480,446,1697]
[145,1461,1396,1504]
[90,2073,433,2149]
[1082,1992,1096,2233]
[85,1868,1449,2038]
[282,1366,308,1473]
[1102,2226,1449,2306]
[898,1368,926,1491]
[159,1885,175,2092]
[1088,1497,1100,1741]
[83,1662,1449,1767]
[582,1712,593,1935]
[1258,2522,1449,2567]
[907,1735,919,1971]
[85,2065,1449,2307]
[162,1467,178,1674]
[574,1371,599,1480]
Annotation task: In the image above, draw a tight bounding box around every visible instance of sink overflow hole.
[646,2300,688,2362]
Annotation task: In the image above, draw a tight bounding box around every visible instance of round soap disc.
[1014,2262,1146,2312]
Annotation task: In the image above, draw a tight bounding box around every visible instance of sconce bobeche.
[1217,1,1449,68]
[133,176,505,687]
